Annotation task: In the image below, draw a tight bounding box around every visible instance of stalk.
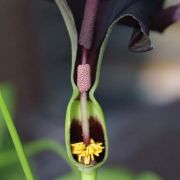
[0,90,34,180]
[80,91,89,145]
[79,47,90,145]
[81,170,97,180]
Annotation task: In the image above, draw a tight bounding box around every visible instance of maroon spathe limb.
[151,4,180,32]
[79,0,99,49]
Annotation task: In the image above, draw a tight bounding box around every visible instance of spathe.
[66,0,180,52]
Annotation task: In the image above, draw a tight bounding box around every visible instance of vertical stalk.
[0,90,34,180]
[80,47,90,145]
[80,91,90,145]
[82,47,88,65]
[81,170,97,180]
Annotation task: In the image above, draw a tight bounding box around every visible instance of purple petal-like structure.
[66,0,180,52]
[151,4,180,32]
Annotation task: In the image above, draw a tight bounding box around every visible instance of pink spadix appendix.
[77,64,91,93]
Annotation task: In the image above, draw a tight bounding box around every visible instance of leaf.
[0,83,25,180]
[0,84,34,180]
[0,164,25,180]
[0,83,16,151]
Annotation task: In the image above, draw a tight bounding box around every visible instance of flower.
[71,139,104,165]
[53,0,180,170]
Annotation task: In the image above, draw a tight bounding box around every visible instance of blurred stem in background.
[0,139,75,173]
[0,87,34,180]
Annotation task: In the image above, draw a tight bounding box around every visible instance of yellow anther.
[71,138,104,165]
[71,142,86,154]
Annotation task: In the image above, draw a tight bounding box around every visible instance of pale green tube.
[81,170,97,180]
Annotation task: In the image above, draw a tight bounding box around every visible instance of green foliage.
[0,83,25,179]
[0,83,15,150]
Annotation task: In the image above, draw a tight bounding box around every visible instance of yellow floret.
[71,138,104,165]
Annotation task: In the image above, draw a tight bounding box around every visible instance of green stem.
[0,139,77,173]
[0,90,34,180]
[81,170,97,180]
